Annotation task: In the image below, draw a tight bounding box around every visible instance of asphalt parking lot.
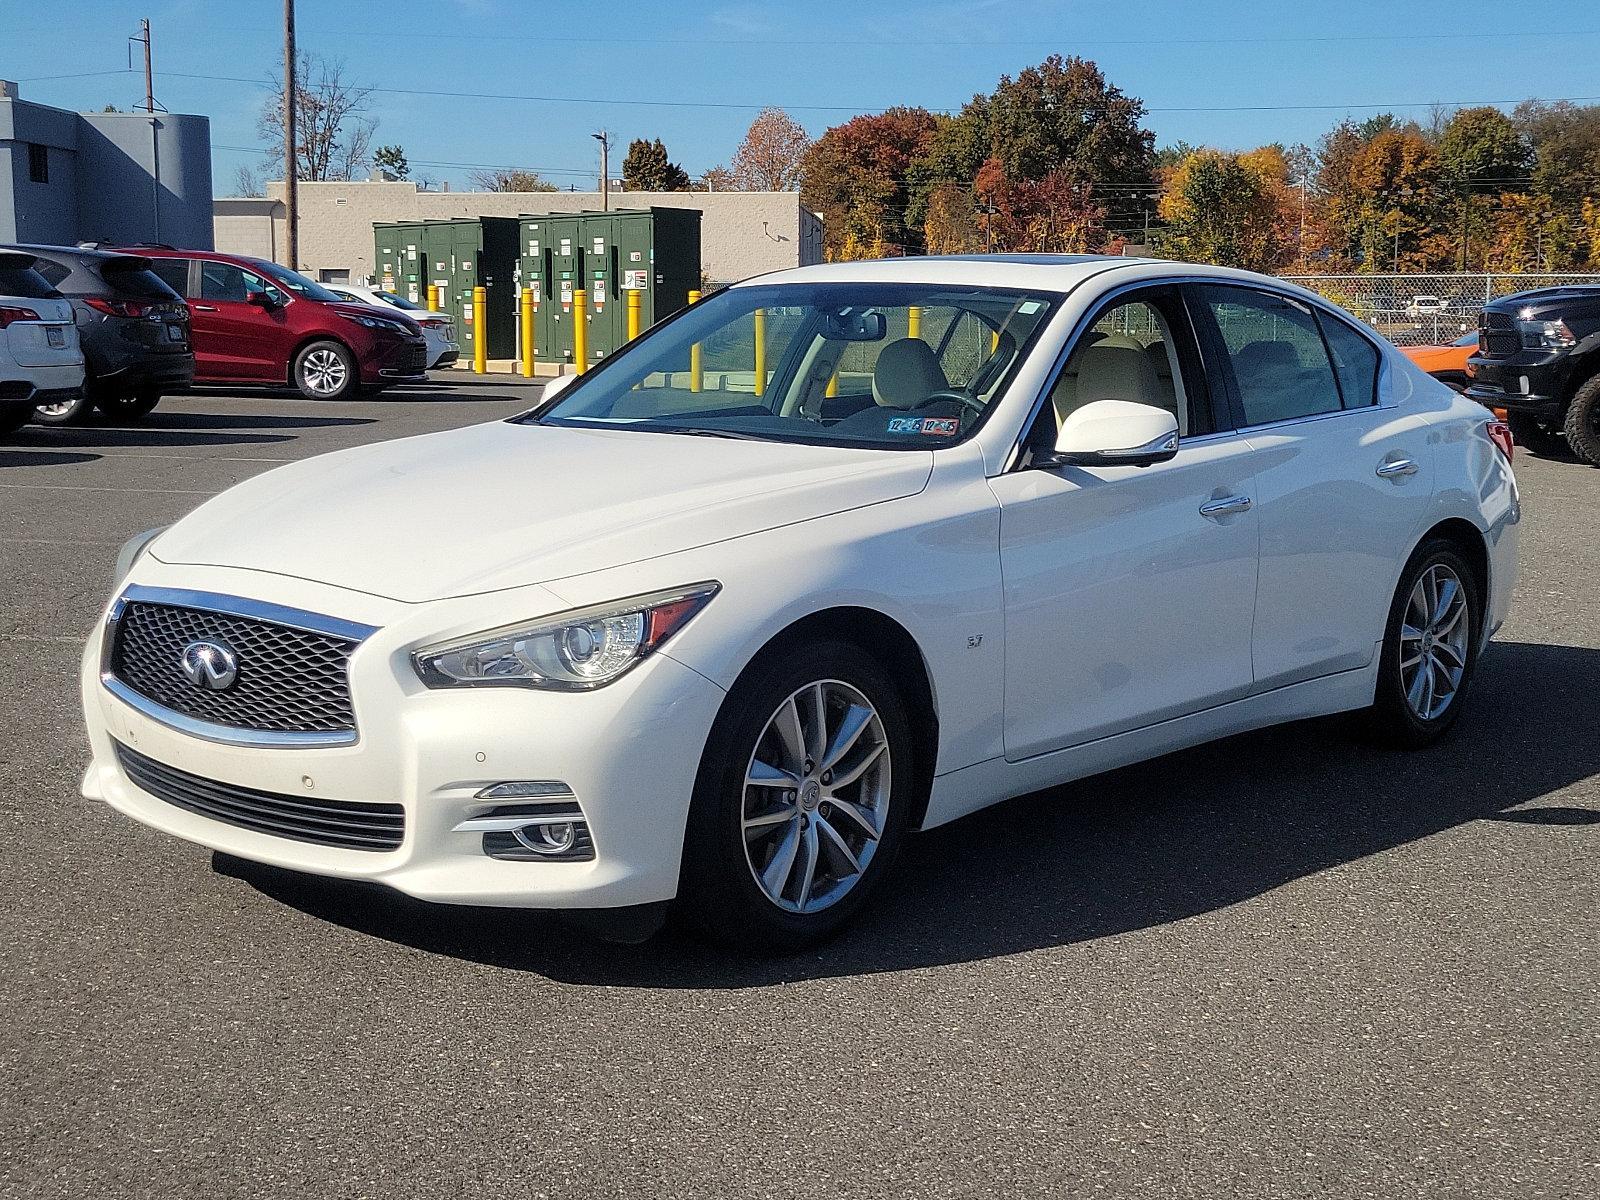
[2,378,1596,1199]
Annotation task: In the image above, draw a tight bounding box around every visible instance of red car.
[120,247,428,400]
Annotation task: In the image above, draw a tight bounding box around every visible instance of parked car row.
[2,242,459,436]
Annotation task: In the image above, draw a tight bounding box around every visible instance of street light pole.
[593,130,610,211]
[283,0,297,269]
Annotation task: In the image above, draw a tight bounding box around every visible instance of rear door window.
[148,257,192,296]
[102,262,184,300]
[1193,285,1344,426]
[0,260,62,299]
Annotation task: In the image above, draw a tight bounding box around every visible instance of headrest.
[872,338,948,408]
[1075,342,1162,407]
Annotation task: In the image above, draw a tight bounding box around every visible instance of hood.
[150,422,933,602]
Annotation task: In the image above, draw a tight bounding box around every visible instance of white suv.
[0,250,84,434]
[326,283,459,369]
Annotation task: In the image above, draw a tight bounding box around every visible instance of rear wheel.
[1361,539,1481,748]
[292,340,358,401]
[95,389,161,421]
[1505,410,1566,458]
[1563,375,1600,466]
[32,390,97,426]
[678,640,916,953]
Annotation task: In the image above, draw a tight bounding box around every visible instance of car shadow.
[216,640,1600,987]
[0,449,103,468]
[124,411,378,431]
[8,426,296,449]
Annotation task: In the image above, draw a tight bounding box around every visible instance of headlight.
[343,312,410,333]
[113,526,166,584]
[1518,318,1576,349]
[412,583,719,691]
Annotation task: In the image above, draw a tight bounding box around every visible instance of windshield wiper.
[639,425,768,441]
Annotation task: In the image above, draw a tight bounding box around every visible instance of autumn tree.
[800,107,939,259]
[697,165,736,191]
[1157,148,1292,271]
[905,107,989,233]
[923,182,982,254]
[1348,130,1446,271]
[257,53,375,181]
[621,137,690,191]
[731,107,810,191]
[468,167,558,192]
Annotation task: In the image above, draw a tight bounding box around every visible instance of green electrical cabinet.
[374,217,520,360]
[517,207,701,371]
[372,221,429,303]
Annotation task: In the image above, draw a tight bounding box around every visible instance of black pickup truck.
[1467,286,1600,464]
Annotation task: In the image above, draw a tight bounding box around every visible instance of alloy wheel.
[301,349,348,396]
[741,679,891,914]
[1400,563,1470,721]
[35,399,76,418]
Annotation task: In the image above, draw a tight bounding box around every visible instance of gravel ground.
[1,380,1595,1199]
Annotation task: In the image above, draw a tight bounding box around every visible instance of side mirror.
[245,289,275,308]
[1039,399,1179,469]
[540,374,576,403]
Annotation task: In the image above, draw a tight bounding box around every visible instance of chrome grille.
[114,741,404,852]
[110,598,359,735]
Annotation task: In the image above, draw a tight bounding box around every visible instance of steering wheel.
[912,389,985,419]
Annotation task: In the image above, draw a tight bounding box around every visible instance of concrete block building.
[215,180,823,286]
[0,81,213,248]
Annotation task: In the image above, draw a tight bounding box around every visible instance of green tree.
[905,108,989,234]
[621,137,690,191]
[1156,148,1290,271]
[373,144,409,180]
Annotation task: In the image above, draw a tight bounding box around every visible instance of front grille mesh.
[111,601,357,734]
[115,741,404,851]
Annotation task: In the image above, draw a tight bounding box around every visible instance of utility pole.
[593,130,611,211]
[134,18,154,112]
[283,0,298,269]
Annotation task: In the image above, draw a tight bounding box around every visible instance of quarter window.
[147,258,191,295]
[1317,313,1381,408]
[1197,285,1343,426]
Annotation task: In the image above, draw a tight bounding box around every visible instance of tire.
[292,340,358,401]
[1360,538,1482,749]
[32,389,97,426]
[0,402,32,434]
[678,639,918,953]
[1562,374,1600,466]
[95,389,161,421]
[1505,410,1566,458]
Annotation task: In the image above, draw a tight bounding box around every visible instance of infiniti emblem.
[179,640,239,691]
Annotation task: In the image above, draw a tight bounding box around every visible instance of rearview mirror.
[1039,399,1179,469]
[822,310,887,342]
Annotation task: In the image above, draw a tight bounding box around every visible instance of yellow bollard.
[627,289,642,342]
[908,305,922,340]
[520,287,535,378]
[687,289,702,392]
[572,287,588,375]
[426,283,439,312]
[753,308,766,397]
[472,285,487,374]
[825,370,838,398]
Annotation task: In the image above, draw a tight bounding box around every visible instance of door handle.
[1376,457,1419,478]
[191,304,217,312]
[1199,494,1252,519]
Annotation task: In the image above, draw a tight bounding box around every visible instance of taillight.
[84,296,152,318]
[1487,419,1514,461]
[0,305,41,327]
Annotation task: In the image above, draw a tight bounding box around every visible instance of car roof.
[5,242,149,266]
[733,254,1310,295]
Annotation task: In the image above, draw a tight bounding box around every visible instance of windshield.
[530,282,1059,450]
[249,259,344,303]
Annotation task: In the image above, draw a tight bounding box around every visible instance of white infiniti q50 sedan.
[80,256,1520,951]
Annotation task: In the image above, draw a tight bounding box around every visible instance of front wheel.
[678,640,916,953]
[1563,375,1600,466]
[1361,540,1481,748]
[292,340,358,401]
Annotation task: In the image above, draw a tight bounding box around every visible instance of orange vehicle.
[1401,333,1477,391]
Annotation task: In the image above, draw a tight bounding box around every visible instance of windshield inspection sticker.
[888,416,960,436]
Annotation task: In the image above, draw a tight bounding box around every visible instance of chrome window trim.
[1001,272,1397,473]
[100,584,379,750]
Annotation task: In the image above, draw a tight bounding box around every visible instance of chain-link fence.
[1280,273,1600,346]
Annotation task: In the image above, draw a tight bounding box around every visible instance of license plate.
[166,323,186,343]
[46,326,66,348]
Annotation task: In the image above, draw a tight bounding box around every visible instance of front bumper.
[1465,353,1571,419]
[79,567,727,909]
[366,336,430,382]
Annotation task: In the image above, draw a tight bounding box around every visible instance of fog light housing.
[451,783,594,862]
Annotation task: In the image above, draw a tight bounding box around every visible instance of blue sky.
[8,1,1600,194]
